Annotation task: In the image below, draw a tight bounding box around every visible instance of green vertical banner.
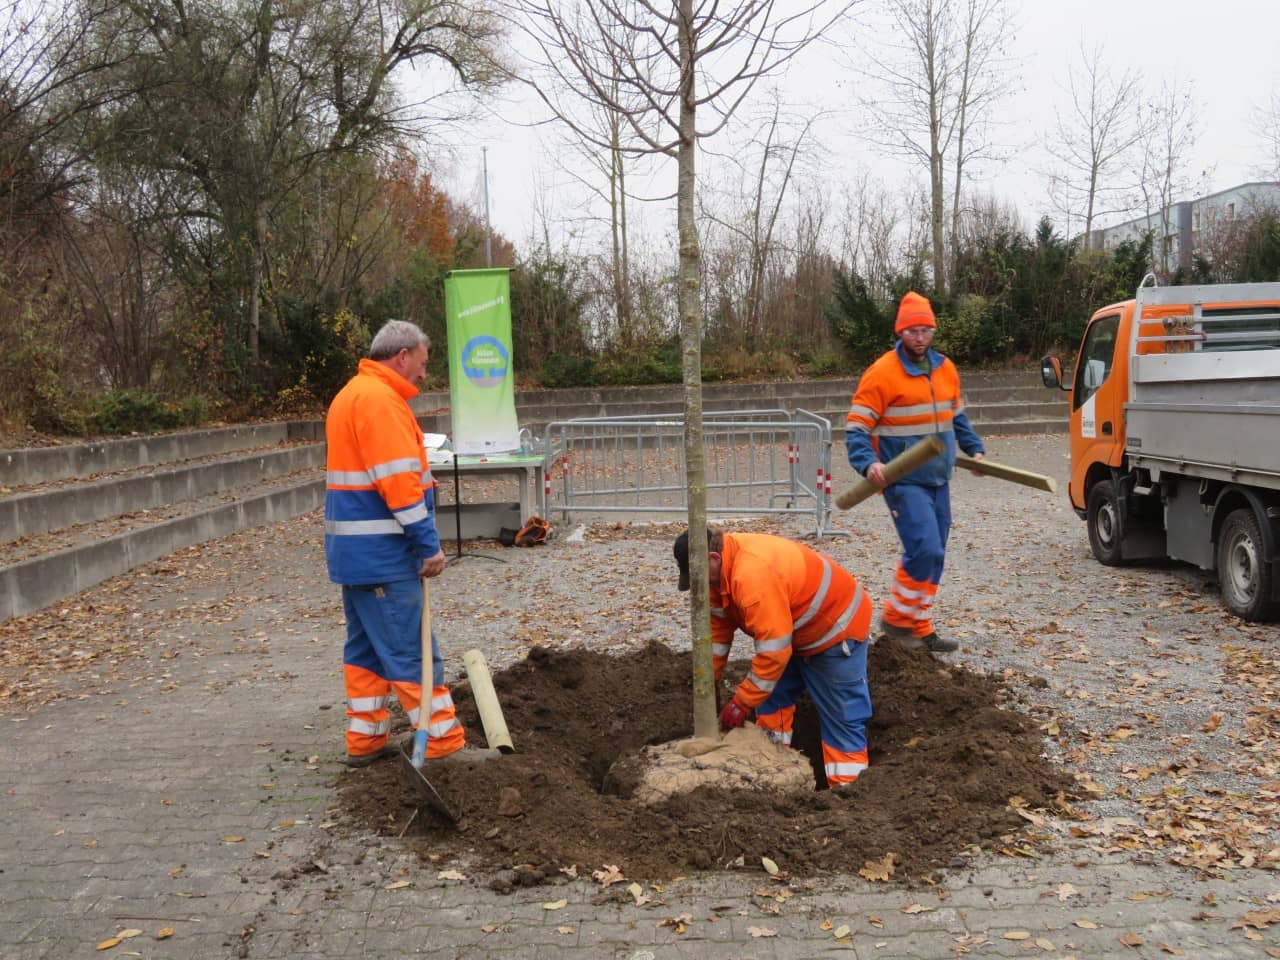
[444,268,520,454]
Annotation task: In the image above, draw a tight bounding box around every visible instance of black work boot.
[877,617,922,647]
[920,631,959,653]
[343,742,398,768]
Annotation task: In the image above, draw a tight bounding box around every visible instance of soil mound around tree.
[336,640,1074,886]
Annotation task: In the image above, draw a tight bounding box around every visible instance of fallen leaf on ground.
[859,852,898,882]
[592,864,625,886]
[747,926,776,938]
[1233,909,1280,930]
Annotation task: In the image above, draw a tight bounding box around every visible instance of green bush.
[87,389,207,434]
[799,344,852,378]
[539,353,598,388]
[934,294,986,364]
[593,339,683,386]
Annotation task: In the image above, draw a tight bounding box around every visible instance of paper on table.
[422,433,448,449]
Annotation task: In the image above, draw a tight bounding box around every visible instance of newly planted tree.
[516,0,854,738]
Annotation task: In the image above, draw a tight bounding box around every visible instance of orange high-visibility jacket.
[711,533,872,709]
[324,359,439,584]
[845,344,983,486]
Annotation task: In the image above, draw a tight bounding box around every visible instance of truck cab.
[1042,278,1280,622]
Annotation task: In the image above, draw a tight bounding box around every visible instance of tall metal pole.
[482,147,492,267]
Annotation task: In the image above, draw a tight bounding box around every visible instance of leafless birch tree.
[1045,40,1147,245]
[1136,78,1204,276]
[855,0,1015,293]
[516,0,854,739]
[699,93,823,346]
[1252,84,1280,180]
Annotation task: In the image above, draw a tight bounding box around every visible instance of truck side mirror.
[1040,355,1068,391]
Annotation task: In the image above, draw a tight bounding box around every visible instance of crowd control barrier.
[539,409,843,538]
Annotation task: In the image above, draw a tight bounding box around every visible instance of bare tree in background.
[0,0,133,254]
[699,93,822,346]
[550,78,652,347]
[516,0,854,740]
[1136,78,1204,277]
[77,0,506,364]
[837,174,905,300]
[945,0,1014,287]
[856,0,1015,293]
[1045,41,1147,247]
[1252,85,1280,180]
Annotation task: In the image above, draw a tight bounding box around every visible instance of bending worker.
[324,320,495,767]
[846,291,984,654]
[673,526,874,788]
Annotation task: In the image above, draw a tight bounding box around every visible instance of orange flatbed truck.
[1042,276,1280,622]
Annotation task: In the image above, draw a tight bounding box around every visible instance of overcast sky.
[418,0,1277,253]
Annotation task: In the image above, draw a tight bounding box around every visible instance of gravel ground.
[2,431,1277,878]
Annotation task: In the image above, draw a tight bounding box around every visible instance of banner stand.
[443,267,520,563]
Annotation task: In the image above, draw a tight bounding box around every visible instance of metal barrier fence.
[539,409,842,538]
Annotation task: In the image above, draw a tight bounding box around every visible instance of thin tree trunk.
[677,0,715,742]
[248,207,268,364]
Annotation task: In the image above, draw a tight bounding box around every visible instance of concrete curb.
[1,443,324,543]
[0,422,305,487]
[0,479,324,620]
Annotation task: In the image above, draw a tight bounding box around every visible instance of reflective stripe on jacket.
[710,533,872,710]
[845,342,983,487]
[325,359,440,585]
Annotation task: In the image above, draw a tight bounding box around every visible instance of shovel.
[398,578,456,822]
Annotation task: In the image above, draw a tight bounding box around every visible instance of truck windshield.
[1073,314,1119,410]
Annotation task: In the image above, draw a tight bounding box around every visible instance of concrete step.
[1,478,324,620]
[1,442,324,543]
[0,369,1066,619]
[0,421,322,487]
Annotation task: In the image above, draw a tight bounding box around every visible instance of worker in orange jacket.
[673,527,874,788]
[325,320,495,767]
[846,291,985,653]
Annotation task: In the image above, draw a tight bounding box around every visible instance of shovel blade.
[398,740,456,823]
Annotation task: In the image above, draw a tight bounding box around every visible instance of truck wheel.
[1086,479,1125,566]
[1217,508,1279,622]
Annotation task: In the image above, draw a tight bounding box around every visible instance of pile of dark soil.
[337,640,1073,885]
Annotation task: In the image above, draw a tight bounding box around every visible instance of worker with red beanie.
[845,291,985,653]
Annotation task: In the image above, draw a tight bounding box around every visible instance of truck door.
[1069,311,1123,507]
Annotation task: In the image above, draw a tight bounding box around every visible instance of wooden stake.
[956,453,1057,492]
[835,436,946,510]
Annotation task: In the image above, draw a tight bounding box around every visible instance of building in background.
[1085,182,1280,272]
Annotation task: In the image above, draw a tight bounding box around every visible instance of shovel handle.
[410,579,432,767]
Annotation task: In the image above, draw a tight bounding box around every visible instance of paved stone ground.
[3,433,1279,959]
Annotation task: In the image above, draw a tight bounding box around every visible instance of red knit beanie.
[895,291,937,334]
